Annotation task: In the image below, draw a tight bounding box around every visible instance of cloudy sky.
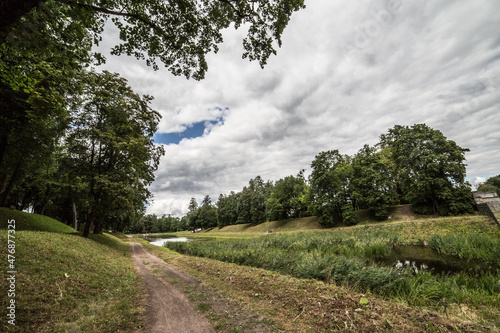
[96,0,500,216]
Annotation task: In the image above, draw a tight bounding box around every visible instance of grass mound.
[0,209,142,332]
[0,208,75,233]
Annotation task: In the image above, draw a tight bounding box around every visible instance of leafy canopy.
[1,0,306,80]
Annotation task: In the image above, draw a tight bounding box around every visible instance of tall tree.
[198,195,217,228]
[0,1,98,208]
[237,176,271,225]
[216,191,239,227]
[380,124,473,215]
[1,0,306,79]
[187,197,200,230]
[0,63,71,207]
[65,70,164,237]
[309,150,356,226]
[351,145,399,220]
[266,173,309,221]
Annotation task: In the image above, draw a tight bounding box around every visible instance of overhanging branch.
[54,0,160,31]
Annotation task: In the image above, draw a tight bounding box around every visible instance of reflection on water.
[148,237,192,247]
[374,245,498,275]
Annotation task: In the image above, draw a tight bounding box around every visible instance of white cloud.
[95,0,500,216]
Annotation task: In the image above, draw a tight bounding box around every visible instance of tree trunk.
[0,135,8,168]
[69,188,78,230]
[93,218,102,234]
[72,198,77,231]
[0,0,45,44]
[114,219,121,232]
[0,163,21,207]
[433,198,439,215]
[82,214,93,238]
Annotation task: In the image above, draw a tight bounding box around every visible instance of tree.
[1,0,306,80]
[478,175,500,197]
[380,124,473,215]
[198,195,217,228]
[266,173,309,221]
[351,145,399,220]
[65,70,164,237]
[216,192,239,227]
[309,150,357,226]
[187,197,200,230]
[0,62,71,207]
[237,176,271,225]
[0,2,99,209]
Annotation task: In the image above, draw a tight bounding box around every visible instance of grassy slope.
[0,208,76,233]
[0,209,142,332]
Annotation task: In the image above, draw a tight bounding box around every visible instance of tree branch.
[54,0,160,31]
[217,0,254,21]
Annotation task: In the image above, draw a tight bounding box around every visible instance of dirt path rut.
[130,242,215,333]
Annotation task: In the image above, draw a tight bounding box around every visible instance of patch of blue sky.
[153,118,223,145]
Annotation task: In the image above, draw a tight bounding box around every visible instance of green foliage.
[266,172,309,221]
[478,174,500,197]
[63,70,164,236]
[309,150,356,226]
[380,124,473,215]
[1,0,306,80]
[236,176,272,225]
[199,195,217,229]
[216,192,240,227]
[428,234,500,264]
[351,145,399,220]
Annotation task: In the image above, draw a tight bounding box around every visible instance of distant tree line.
[136,123,476,233]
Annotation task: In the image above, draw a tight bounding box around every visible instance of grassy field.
[0,208,143,332]
[164,214,500,329]
[2,206,499,331]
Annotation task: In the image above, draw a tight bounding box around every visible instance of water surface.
[148,237,192,247]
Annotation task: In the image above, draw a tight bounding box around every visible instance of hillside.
[181,204,424,238]
[0,209,142,332]
[0,208,76,233]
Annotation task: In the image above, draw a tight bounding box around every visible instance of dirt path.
[130,242,215,333]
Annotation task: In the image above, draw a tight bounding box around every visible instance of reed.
[428,234,500,264]
[165,228,500,309]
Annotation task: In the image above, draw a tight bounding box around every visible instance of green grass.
[0,208,76,233]
[0,209,142,332]
[428,233,500,264]
[164,215,500,311]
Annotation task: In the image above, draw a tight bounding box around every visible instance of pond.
[147,237,194,247]
[374,245,499,275]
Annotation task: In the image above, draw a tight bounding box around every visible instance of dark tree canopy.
[1,0,306,79]
[380,124,473,215]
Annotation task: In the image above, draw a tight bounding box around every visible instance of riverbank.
[161,213,500,330]
[2,207,499,331]
[137,236,489,332]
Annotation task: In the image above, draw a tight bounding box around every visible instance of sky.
[95,0,500,217]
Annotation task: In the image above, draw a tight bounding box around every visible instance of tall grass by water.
[165,226,500,309]
[428,233,500,264]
